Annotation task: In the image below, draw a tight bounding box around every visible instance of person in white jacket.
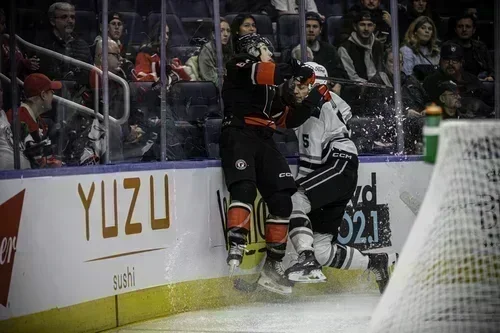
[272,0,324,20]
[284,62,397,294]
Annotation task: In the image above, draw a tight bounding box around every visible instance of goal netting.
[369,120,500,333]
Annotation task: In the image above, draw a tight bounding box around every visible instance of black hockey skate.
[258,258,294,295]
[285,250,327,283]
[227,243,246,276]
[367,253,398,294]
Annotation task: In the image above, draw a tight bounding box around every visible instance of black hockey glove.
[305,84,331,107]
[290,59,315,85]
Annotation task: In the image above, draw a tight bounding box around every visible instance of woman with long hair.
[400,16,440,78]
[399,0,442,40]
[198,18,233,84]
[230,14,257,51]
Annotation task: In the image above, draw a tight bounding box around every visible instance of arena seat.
[16,9,45,43]
[169,81,219,121]
[119,11,147,47]
[147,13,189,47]
[316,0,346,17]
[74,11,99,45]
[204,117,222,158]
[277,14,300,51]
[326,16,344,46]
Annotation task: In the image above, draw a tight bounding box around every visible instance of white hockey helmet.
[305,62,328,85]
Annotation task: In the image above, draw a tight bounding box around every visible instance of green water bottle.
[423,103,442,164]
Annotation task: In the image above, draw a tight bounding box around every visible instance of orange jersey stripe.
[227,207,251,231]
[265,224,288,244]
[254,62,276,85]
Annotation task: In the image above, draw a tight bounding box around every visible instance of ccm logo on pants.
[279,173,293,178]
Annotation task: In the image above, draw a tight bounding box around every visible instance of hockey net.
[369,120,500,333]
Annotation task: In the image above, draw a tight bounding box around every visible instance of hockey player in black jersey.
[221,33,333,295]
[284,62,397,294]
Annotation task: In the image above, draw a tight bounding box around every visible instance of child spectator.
[0,84,32,169]
[400,16,440,80]
[5,73,63,168]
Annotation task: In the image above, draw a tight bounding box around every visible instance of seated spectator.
[291,44,314,62]
[338,11,383,83]
[434,80,470,119]
[450,14,494,80]
[94,12,134,62]
[90,39,144,143]
[271,0,324,20]
[291,12,347,95]
[366,48,430,153]
[198,19,233,84]
[34,2,92,84]
[230,14,257,49]
[399,0,442,41]
[5,73,63,168]
[341,0,392,44]
[134,22,190,83]
[0,84,31,170]
[0,9,39,79]
[400,16,440,80]
[423,42,493,118]
[225,0,278,20]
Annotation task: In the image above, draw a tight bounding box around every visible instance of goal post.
[368,120,500,333]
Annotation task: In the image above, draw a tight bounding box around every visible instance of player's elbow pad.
[252,62,277,85]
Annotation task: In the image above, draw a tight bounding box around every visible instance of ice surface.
[108,293,380,333]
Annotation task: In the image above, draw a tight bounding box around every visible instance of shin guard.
[227,201,252,245]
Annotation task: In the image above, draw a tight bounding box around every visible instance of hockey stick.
[233,276,260,292]
[315,76,391,89]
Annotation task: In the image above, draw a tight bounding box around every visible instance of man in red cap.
[6,73,63,168]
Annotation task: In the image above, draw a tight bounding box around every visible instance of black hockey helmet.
[235,33,274,58]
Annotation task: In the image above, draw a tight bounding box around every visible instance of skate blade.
[228,260,239,277]
[257,274,292,295]
[288,269,327,284]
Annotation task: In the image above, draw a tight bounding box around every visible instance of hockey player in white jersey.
[285,62,397,293]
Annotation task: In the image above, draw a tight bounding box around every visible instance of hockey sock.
[314,233,369,270]
[289,211,314,254]
[265,214,290,261]
[227,201,252,245]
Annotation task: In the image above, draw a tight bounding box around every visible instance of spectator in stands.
[198,19,233,85]
[0,9,39,79]
[94,13,127,58]
[450,14,494,81]
[271,0,324,20]
[341,0,392,44]
[5,73,63,168]
[423,42,493,118]
[338,11,383,83]
[34,2,92,84]
[134,22,190,83]
[291,12,347,95]
[434,80,469,119]
[225,0,278,21]
[291,45,314,62]
[91,39,144,145]
[230,14,257,49]
[398,0,441,41]
[366,48,430,153]
[400,16,440,80]
[0,84,32,169]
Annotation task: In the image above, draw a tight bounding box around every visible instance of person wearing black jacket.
[222,33,331,295]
